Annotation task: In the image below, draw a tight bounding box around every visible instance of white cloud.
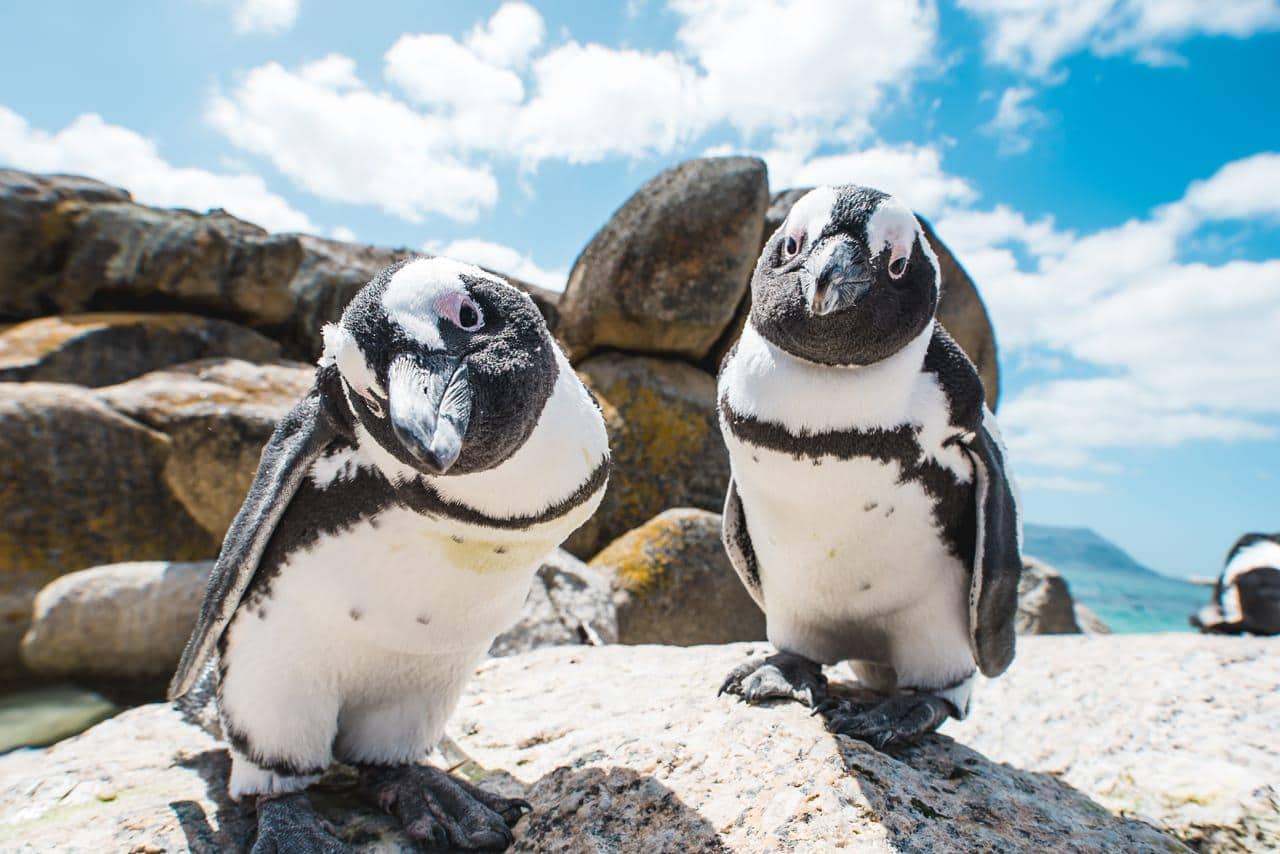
[0,105,316,233]
[465,2,546,69]
[230,0,299,35]
[330,225,356,242]
[937,152,1280,473]
[958,0,1280,77]
[983,86,1045,155]
[385,34,525,110]
[758,142,976,218]
[430,238,566,291]
[207,57,498,222]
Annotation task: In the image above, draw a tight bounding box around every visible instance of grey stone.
[490,550,618,656]
[20,560,213,682]
[589,508,765,646]
[557,157,768,362]
[0,312,280,387]
[1017,556,1083,634]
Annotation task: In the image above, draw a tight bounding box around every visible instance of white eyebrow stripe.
[785,186,838,246]
[381,257,494,350]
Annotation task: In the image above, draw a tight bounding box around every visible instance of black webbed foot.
[718,651,828,707]
[251,792,350,854]
[359,763,530,852]
[818,692,953,750]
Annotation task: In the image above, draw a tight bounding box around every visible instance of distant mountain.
[1023,524,1206,633]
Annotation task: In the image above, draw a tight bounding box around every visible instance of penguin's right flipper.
[722,478,765,610]
[168,373,346,700]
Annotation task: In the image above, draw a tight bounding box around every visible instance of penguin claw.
[820,693,952,750]
[252,792,351,854]
[718,652,828,707]
[359,763,526,851]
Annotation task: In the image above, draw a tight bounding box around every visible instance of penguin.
[716,185,1023,749]
[168,257,610,853]
[1191,533,1280,636]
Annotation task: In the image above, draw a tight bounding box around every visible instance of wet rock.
[20,560,213,683]
[557,157,768,362]
[96,358,314,538]
[490,550,618,657]
[0,312,280,387]
[0,383,216,684]
[565,354,728,558]
[755,188,1001,409]
[589,508,765,646]
[1017,556,1083,634]
[0,642,1198,852]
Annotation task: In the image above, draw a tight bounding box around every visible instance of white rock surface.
[2,638,1252,852]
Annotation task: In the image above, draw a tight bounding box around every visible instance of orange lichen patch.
[590,514,690,595]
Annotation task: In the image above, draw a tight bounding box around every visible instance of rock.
[0,383,216,684]
[0,313,281,387]
[589,508,765,645]
[0,641,1203,851]
[0,170,130,319]
[0,172,560,361]
[557,157,768,362]
[490,550,617,657]
[96,358,314,537]
[20,560,213,682]
[951,634,1279,853]
[565,354,729,558]
[1075,603,1113,634]
[0,684,117,753]
[1017,556,1083,634]
[757,188,1001,410]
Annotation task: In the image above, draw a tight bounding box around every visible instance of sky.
[1,0,1277,578]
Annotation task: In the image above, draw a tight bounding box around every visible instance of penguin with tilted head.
[169,257,609,852]
[717,185,1023,748]
[1192,533,1280,636]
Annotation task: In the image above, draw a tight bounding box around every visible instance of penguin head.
[321,257,558,476]
[750,185,940,366]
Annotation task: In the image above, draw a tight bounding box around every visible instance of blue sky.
[1,0,1277,578]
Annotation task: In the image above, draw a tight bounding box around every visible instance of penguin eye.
[888,256,908,279]
[783,234,801,259]
[435,292,485,332]
[458,303,480,329]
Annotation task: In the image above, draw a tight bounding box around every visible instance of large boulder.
[757,188,1001,410]
[0,313,280,387]
[1017,556,1083,634]
[589,508,764,646]
[556,157,768,362]
[0,384,216,684]
[565,354,728,558]
[0,640,1219,851]
[20,560,212,683]
[952,634,1279,852]
[96,358,315,538]
[490,550,617,657]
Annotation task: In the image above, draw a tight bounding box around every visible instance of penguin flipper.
[722,478,765,611]
[168,378,344,700]
[959,416,1022,678]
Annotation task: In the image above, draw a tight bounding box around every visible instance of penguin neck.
[725,319,934,434]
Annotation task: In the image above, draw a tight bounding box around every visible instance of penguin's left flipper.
[252,792,350,854]
[719,651,828,707]
[360,764,530,852]
[819,693,952,750]
[168,372,347,701]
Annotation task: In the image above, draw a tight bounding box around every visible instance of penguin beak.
[809,238,871,316]
[388,354,473,475]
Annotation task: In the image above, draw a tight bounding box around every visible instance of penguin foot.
[360,763,530,852]
[718,652,828,707]
[816,693,952,750]
[251,792,350,854]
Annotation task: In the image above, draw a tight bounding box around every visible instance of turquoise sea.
[1023,524,1207,633]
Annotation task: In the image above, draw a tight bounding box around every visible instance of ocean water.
[1023,524,1208,634]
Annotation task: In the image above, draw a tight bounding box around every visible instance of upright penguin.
[169,258,610,852]
[717,185,1022,748]
[1191,533,1280,636]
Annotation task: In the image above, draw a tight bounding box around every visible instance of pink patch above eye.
[432,291,483,329]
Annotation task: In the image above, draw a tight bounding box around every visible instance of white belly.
[729,435,970,664]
